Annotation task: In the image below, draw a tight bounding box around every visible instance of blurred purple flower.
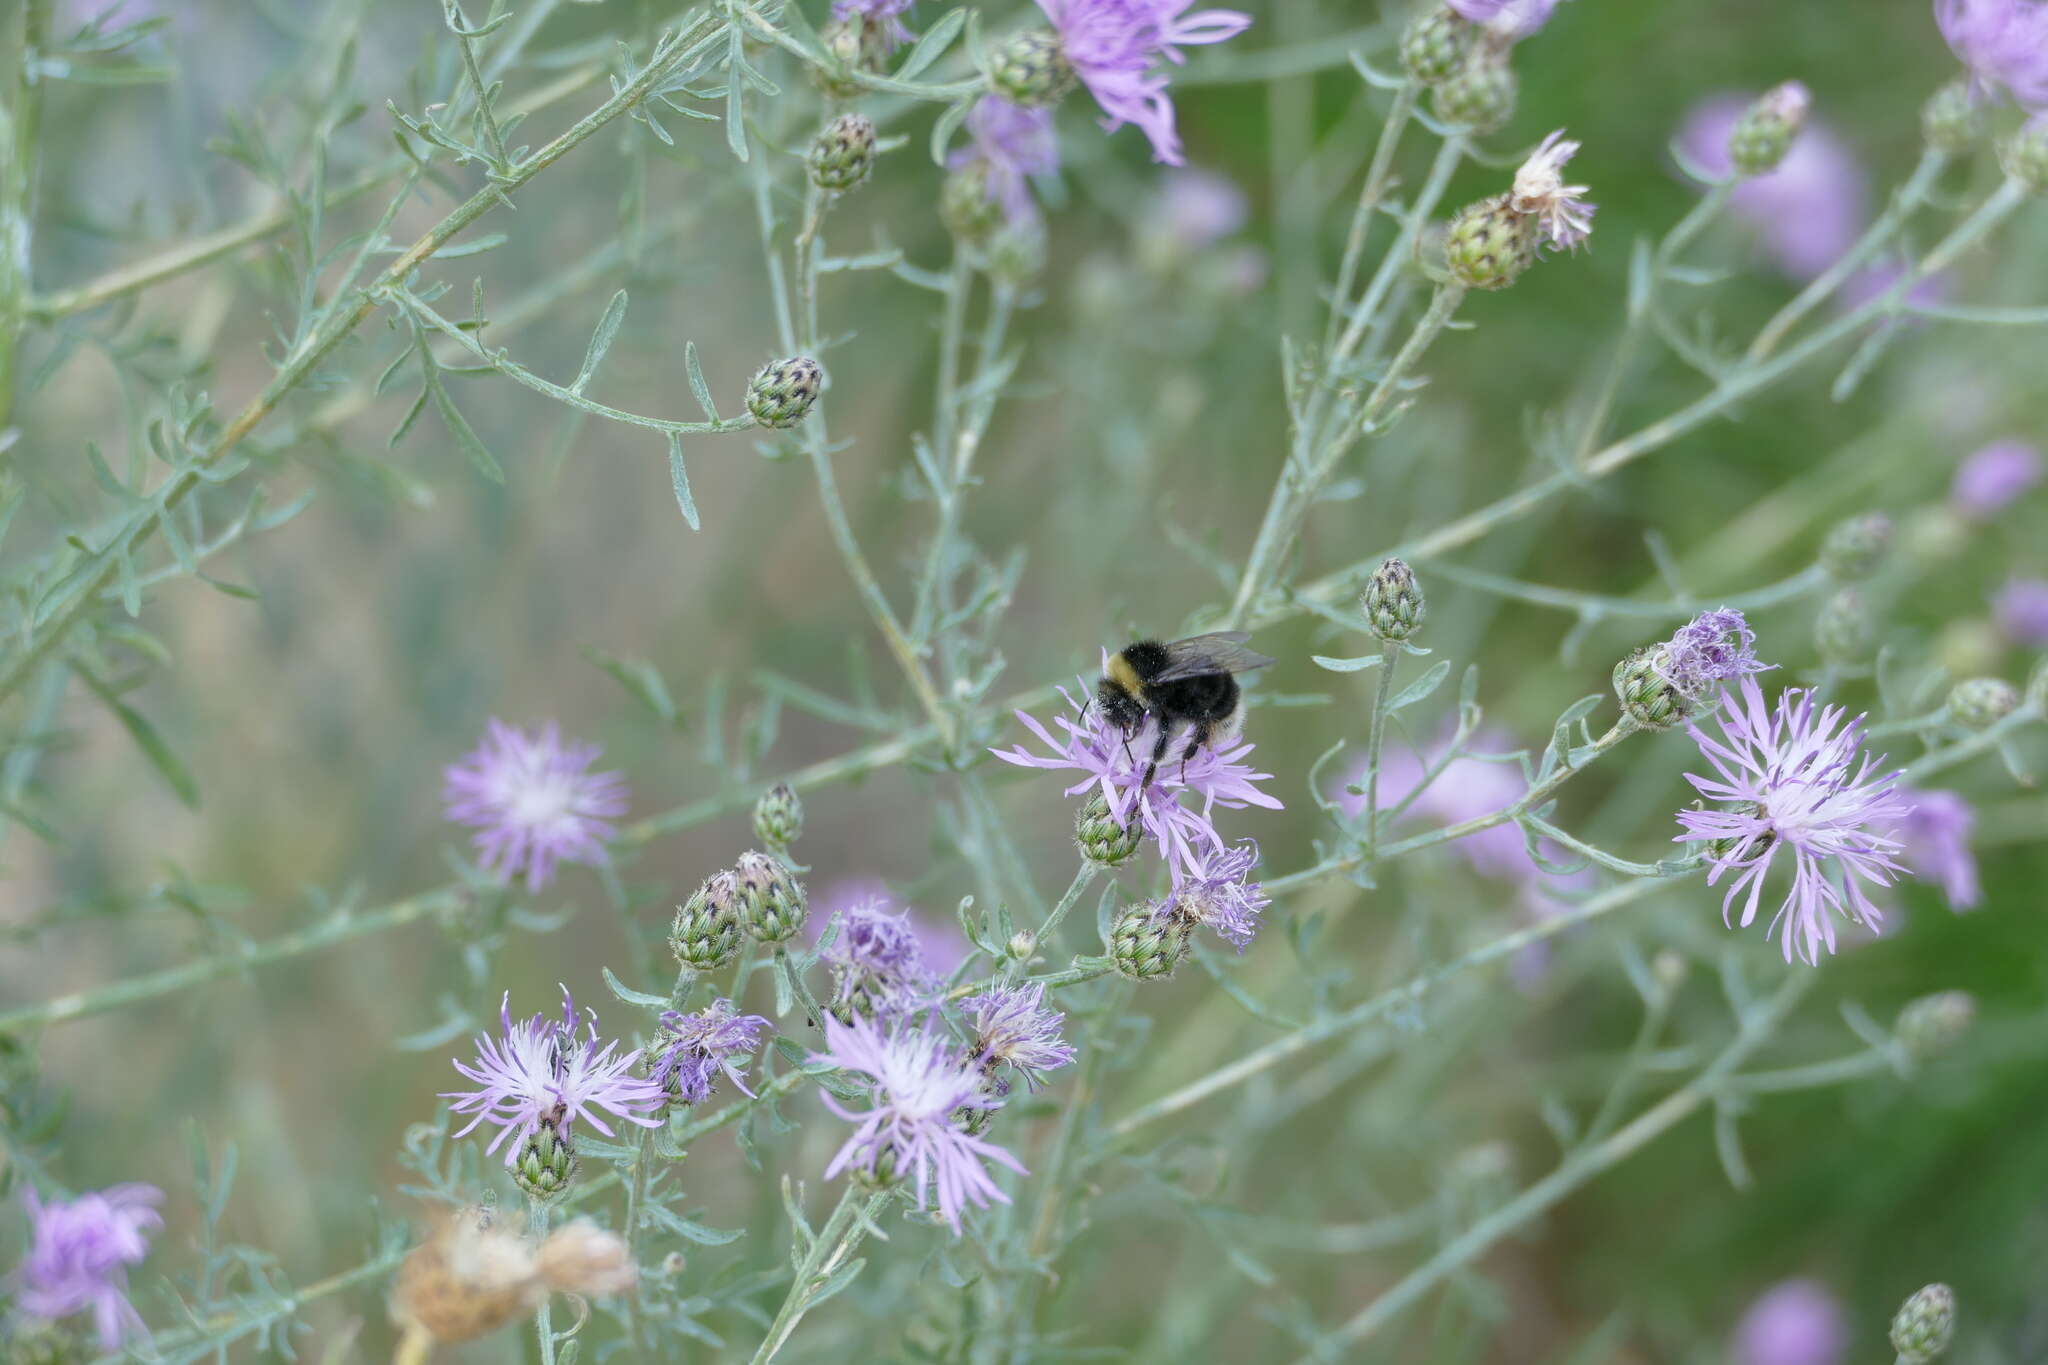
[1035,0,1251,165]
[1936,0,2048,108]
[817,879,971,977]
[961,982,1077,1088]
[1158,839,1269,949]
[650,999,770,1105]
[1446,0,1569,38]
[1676,679,1909,965]
[825,898,941,1018]
[951,97,1060,224]
[1952,439,2043,516]
[1994,576,2048,645]
[815,1013,1027,1232]
[832,0,918,48]
[1734,1279,1849,1365]
[1337,730,1529,879]
[1897,788,1981,911]
[443,720,627,892]
[1512,130,1596,251]
[1156,167,1247,246]
[1657,607,1770,703]
[445,989,663,1164]
[1835,261,1951,317]
[15,1185,163,1350]
[1677,94,1867,281]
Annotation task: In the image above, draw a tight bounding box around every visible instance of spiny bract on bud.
[1947,676,2018,729]
[1895,991,1976,1063]
[1075,792,1143,866]
[812,17,890,99]
[512,1120,577,1202]
[1444,193,1535,290]
[671,871,742,969]
[988,30,1076,108]
[735,849,808,942]
[1431,51,1517,133]
[1400,7,1475,84]
[2000,115,2048,195]
[1110,904,1189,981]
[1818,511,1892,580]
[745,356,822,429]
[1613,646,1692,730]
[1814,587,1877,666]
[940,162,1004,244]
[810,112,877,193]
[1363,557,1426,642]
[1922,78,1984,153]
[1729,80,1811,176]
[753,782,804,849]
[1889,1284,1956,1364]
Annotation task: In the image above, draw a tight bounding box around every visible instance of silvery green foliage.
[2,1,2046,1361]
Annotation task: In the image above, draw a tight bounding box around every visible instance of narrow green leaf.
[724,31,750,162]
[1386,659,1452,712]
[685,341,717,420]
[929,96,972,166]
[896,8,966,80]
[430,232,509,259]
[585,648,678,725]
[75,665,200,809]
[667,432,700,530]
[1311,653,1384,673]
[602,966,672,1009]
[572,290,630,396]
[431,383,505,483]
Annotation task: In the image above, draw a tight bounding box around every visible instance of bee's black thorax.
[1120,639,1172,681]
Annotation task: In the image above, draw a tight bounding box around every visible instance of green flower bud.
[1110,903,1189,982]
[812,17,889,98]
[809,112,877,193]
[3,1321,86,1365]
[1613,646,1694,731]
[988,29,1076,108]
[1006,931,1037,962]
[671,871,743,969]
[513,1116,578,1202]
[1817,511,1891,581]
[1922,78,1985,154]
[1400,7,1475,85]
[1890,1284,1956,1364]
[1947,676,2018,729]
[1814,587,1877,667]
[1999,116,2048,195]
[1895,991,1976,1064]
[1362,556,1426,642]
[1075,792,1143,867]
[1729,80,1811,176]
[1444,192,1536,291]
[940,162,1004,244]
[1431,51,1517,133]
[987,219,1047,287]
[746,356,822,429]
[752,782,804,850]
[735,849,808,943]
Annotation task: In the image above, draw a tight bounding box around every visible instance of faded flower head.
[1157,839,1269,949]
[1678,94,1866,282]
[445,989,664,1164]
[393,1209,635,1346]
[825,898,939,1019]
[1897,788,1981,911]
[949,97,1060,226]
[961,982,1078,1088]
[1446,0,1570,39]
[14,1184,164,1350]
[814,1013,1027,1232]
[1033,0,1252,165]
[1675,679,1909,965]
[1993,576,2048,646]
[1952,439,2042,516]
[443,720,627,893]
[1658,608,1769,699]
[1936,0,2048,109]
[650,999,770,1105]
[831,0,918,50]
[1510,131,1595,251]
[1733,1278,1848,1365]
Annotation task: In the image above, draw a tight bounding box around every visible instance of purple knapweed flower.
[1156,167,1247,246]
[1656,607,1770,703]
[817,879,971,976]
[814,1013,1027,1232]
[443,720,628,892]
[445,989,664,1164]
[1675,679,1910,965]
[1677,94,1867,281]
[1936,0,2048,109]
[1994,576,2048,645]
[826,899,940,1018]
[1734,1279,1849,1365]
[1034,0,1251,166]
[950,97,1060,225]
[1511,130,1596,251]
[13,1185,163,1350]
[832,0,917,49]
[1446,0,1569,39]
[1896,788,1981,911]
[960,983,1078,1088]
[1158,839,1269,949]
[1953,439,2043,516]
[650,999,770,1105]
[992,678,1282,881]
[1337,728,1530,878]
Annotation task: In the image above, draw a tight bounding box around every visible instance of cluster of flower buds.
[1817,511,1891,581]
[1110,902,1191,981]
[671,870,743,969]
[1889,1284,1956,1364]
[810,113,877,193]
[1727,81,1811,176]
[1894,990,1976,1064]
[1362,557,1426,643]
[753,782,805,851]
[746,356,823,429]
[1947,676,2019,729]
[1074,793,1143,867]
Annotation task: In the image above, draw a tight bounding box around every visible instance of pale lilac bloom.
[814,1013,1027,1232]
[650,999,770,1104]
[1446,0,1569,38]
[1734,1279,1849,1365]
[992,678,1282,881]
[1675,679,1910,965]
[443,720,628,892]
[1897,789,1981,911]
[960,983,1078,1088]
[949,97,1059,226]
[1994,576,2048,645]
[1677,95,1866,281]
[826,899,940,1018]
[1656,607,1770,702]
[817,879,971,977]
[14,1185,163,1350]
[1936,0,2048,109]
[1511,131,1596,251]
[1336,730,1529,879]
[832,0,917,48]
[1158,840,1269,949]
[1034,0,1252,166]
[445,990,664,1164]
[1953,439,2043,516]
[1157,168,1247,246]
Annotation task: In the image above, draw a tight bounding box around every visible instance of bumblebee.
[1097,632,1275,790]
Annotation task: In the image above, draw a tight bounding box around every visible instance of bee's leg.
[1178,720,1213,783]
[1140,722,1174,792]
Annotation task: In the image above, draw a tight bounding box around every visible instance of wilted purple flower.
[826,899,939,1018]
[950,97,1060,225]
[1936,0,2048,109]
[1159,839,1269,949]
[1897,789,1981,911]
[1675,679,1909,965]
[1510,130,1596,251]
[832,0,917,49]
[1996,577,2048,645]
[650,999,770,1105]
[1734,1279,1849,1365]
[14,1185,163,1350]
[445,990,664,1163]
[1953,439,2043,516]
[992,679,1282,880]
[1446,0,1569,38]
[1678,95,1867,281]
[1337,729,1530,879]
[814,1013,1027,1232]
[443,720,628,892]
[961,983,1078,1087]
[1035,0,1251,166]
[1657,607,1770,702]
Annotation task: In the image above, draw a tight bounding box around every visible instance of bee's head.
[1094,676,1144,734]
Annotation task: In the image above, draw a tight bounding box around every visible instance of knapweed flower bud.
[1728,80,1810,176]
[1613,646,1691,730]
[987,221,1048,288]
[987,30,1076,108]
[1444,193,1535,290]
[735,849,807,942]
[671,871,742,969]
[1947,676,2018,729]
[2000,114,2048,195]
[809,112,876,193]
[1814,588,1876,666]
[1110,903,1189,981]
[512,1117,578,1201]
[1922,78,1984,153]
[752,783,804,849]
[1431,49,1517,133]
[1400,7,1475,85]
[745,356,822,429]
[940,162,1003,243]
[1817,512,1891,580]
[1075,792,1142,866]
[812,18,889,99]
[1889,1284,1956,1363]
[1895,991,1976,1063]
[1363,557,1426,642]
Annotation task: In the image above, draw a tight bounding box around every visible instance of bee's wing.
[1150,633,1277,683]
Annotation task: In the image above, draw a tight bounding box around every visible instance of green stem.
[1360,642,1402,857]
[1731,1049,1895,1094]
[748,1187,887,1364]
[1579,987,1673,1146]
[1901,702,2043,784]
[88,1245,405,1364]
[1002,864,1098,984]
[0,0,50,429]
[622,1124,656,1355]
[530,1198,557,1365]
[1321,79,1418,357]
